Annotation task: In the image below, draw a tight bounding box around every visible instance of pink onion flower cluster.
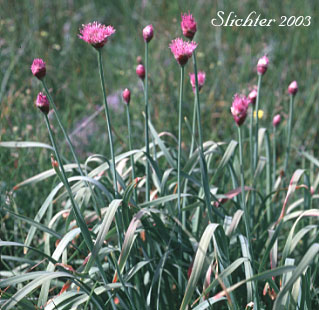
[231,94,249,126]
[288,81,298,95]
[143,24,154,43]
[31,58,46,80]
[36,92,50,115]
[189,71,206,92]
[257,55,269,75]
[169,38,197,66]
[78,22,115,49]
[181,12,197,40]
[122,88,131,105]
[273,114,281,127]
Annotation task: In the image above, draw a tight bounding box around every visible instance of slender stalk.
[189,96,197,157]
[249,105,254,178]
[144,42,150,202]
[97,49,118,197]
[265,131,271,222]
[273,126,277,188]
[177,65,185,291]
[192,52,223,221]
[284,94,294,175]
[126,104,137,203]
[238,125,259,309]
[43,114,110,287]
[41,80,100,216]
[253,74,262,170]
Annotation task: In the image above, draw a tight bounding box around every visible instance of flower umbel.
[189,71,206,92]
[169,38,197,66]
[122,88,131,105]
[288,81,298,95]
[36,92,50,115]
[78,22,115,48]
[231,94,249,126]
[143,24,154,43]
[181,12,197,40]
[31,58,46,80]
[257,55,269,75]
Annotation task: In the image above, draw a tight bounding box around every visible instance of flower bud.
[36,92,50,115]
[288,81,298,95]
[31,58,46,80]
[257,55,269,75]
[122,88,131,105]
[136,64,145,80]
[248,88,258,105]
[272,114,281,127]
[181,12,197,40]
[143,24,153,43]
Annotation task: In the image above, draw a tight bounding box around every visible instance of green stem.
[238,125,259,309]
[265,130,271,222]
[97,49,118,197]
[273,126,277,187]
[192,52,223,221]
[249,105,254,179]
[41,80,100,217]
[190,96,197,157]
[177,65,185,291]
[126,104,137,203]
[43,114,110,287]
[253,74,262,170]
[284,94,294,176]
[144,42,150,202]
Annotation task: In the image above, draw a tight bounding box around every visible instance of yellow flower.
[253,109,264,119]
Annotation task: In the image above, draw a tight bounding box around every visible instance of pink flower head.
[181,12,197,40]
[272,114,281,127]
[78,22,115,49]
[31,58,46,80]
[248,87,258,105]
[231,94,249,126]
[36,92,50,115]
[122,88,131,105]
[169,38,197,66]
[288,81,298,95]
[136,64,145,80]
[143,24,154,43]
[189,71,206,92]
[257,55,269,75]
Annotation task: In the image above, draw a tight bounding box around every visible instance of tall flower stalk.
[284,81,298,175]
[123,88,138,203]
[272,114,281,186]
[97,49,118,196]
[248,87,257,178]
[170,37,197,291]
[79,22,118,197]
[231,94,259,308]
[35,93,110,292]
[142,24,153,202]
[31,59,100,216]
[254,56,269,170]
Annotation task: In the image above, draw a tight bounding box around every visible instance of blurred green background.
[1,0,318,214]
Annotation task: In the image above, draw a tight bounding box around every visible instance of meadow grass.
[1,1,319,309]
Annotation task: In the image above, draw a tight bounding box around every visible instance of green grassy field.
[1,1,319,309]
